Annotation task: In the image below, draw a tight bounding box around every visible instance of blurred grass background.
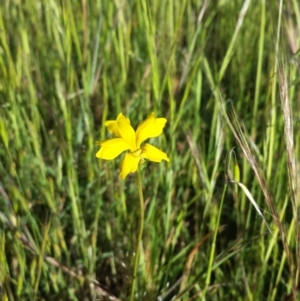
[1,0,300,300]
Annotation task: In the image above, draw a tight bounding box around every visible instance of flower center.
[132,149,142,157]
[131,148,144,164]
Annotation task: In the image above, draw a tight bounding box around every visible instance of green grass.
[1,0,300,300]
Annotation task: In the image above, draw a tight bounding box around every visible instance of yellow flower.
[96,112,169,179]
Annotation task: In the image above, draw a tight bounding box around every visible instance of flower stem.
[129,168,144,301]
[202,182,227,300]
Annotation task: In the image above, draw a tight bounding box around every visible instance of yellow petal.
[105,113,130,137]
[117,119,137,151]
[141,143,169,162]
[136,112,167,148]
[96,138,130,160]
[119,153,140,179]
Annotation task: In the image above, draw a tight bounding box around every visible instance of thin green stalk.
[252,0,265,135]
[202,182,227,300]
[130,168,145,301]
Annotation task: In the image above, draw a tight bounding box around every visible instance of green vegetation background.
[1,0,300,300]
